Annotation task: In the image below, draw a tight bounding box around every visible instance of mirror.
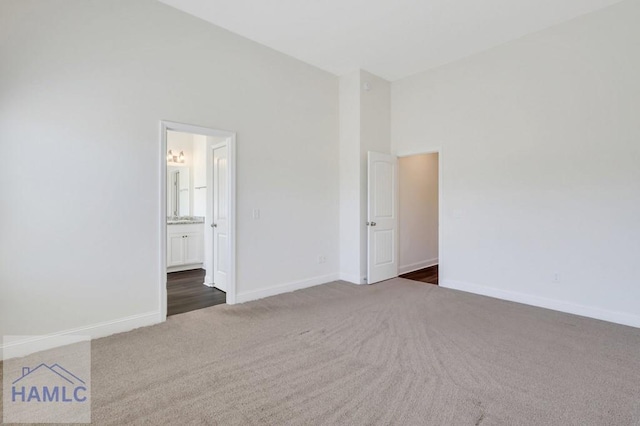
[167,166,190,217]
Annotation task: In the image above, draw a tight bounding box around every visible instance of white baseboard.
[399,258,438,275]
[167,264,204,273]
[441,280,640,329]
[203,275,214,287]
[1,311,161,360]
[236,273,340,304]
[338,272,367,285]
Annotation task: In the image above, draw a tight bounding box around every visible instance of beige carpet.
[4,278,640,425]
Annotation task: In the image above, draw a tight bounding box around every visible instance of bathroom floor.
[399,265,439,285]
[167,269,226,316]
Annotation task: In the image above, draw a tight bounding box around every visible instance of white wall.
[338,70,391,283]
[191,134,209,217]
[359,71,391,281]
[0,0,339,351]
[391,0,640,326]
[398,153,439,274]
[338,71,362,283]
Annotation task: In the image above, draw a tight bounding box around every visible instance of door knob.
[371,222,377,226]
[211,223,217,228]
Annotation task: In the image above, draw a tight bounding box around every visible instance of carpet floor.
[4,278,640,425]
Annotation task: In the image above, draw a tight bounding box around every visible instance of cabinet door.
[167,234,185,266]
[183,232,204,265]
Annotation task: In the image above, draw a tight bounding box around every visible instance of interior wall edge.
[441,280,640,329]
[0,311,161,361]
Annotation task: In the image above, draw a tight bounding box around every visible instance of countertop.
[167,216,205,225]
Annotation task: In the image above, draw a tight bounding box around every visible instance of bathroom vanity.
[167,217,205,272]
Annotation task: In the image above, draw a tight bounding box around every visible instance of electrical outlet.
[318,255,327,264]
[553,272,561,283]
[252,209,260,220]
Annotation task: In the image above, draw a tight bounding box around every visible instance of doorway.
[366,150,441,285]
[397,152,439,285]
[160,121,236,319]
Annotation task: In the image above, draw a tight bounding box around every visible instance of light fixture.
[167,150,185,163]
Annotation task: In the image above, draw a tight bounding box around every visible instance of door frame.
[394,147,443,280]
[160,120,237,320]
[206,140,233,294]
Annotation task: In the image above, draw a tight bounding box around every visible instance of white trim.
[1,311,161,360]
[339,272,366,284]
[235,274,339,304]
[162,120,235,139]
[395,148,440,157]
[160,122,168,319]
[398,258,438,275]
[228,135,237,304]
[166,264,204,273]
[208,137,237,303]
[441,280,640,329]
[160,121,238,317]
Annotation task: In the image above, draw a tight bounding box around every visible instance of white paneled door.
[367,151,399,284]
[212,144,229,292]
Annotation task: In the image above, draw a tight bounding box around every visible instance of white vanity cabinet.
[167,223,204,270]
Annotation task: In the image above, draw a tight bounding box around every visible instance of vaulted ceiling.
[159,0,624,81]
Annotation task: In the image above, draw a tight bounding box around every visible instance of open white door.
[212,144,229,292]
[367,151,399,284]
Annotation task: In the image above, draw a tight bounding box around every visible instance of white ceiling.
[158,0,623,81]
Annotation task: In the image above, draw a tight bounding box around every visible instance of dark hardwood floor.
[399,265,438,285]
[167,269,226,316]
